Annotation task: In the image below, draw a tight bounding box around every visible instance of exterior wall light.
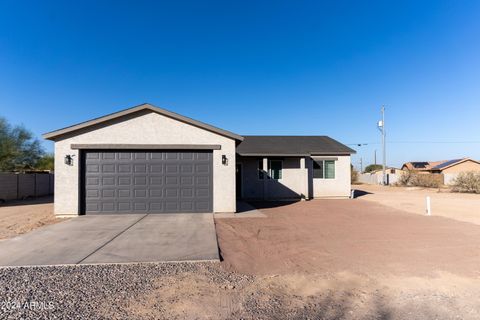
[64,155,75,166]
[222,155,228,166]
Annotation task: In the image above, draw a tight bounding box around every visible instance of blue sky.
[1,1,479,168]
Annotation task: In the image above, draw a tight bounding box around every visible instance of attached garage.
[43,103,242,216]
[82,150,213,214]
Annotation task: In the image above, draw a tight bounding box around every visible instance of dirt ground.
[216,199,480,277]
[2,194,480,318]
[0,197,61,240]
[213,198,480,319]
[127,267,480,320]
[355,184,480,225]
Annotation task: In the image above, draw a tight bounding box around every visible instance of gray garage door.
[83,150,213,214]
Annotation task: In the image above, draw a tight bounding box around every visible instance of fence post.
[34,174,37,198]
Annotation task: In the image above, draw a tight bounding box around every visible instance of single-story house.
[43,103,355,216]
[401,158,480,174]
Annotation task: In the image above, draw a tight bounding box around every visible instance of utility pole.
[359,157,363,173]
[377,106,387,185]
[374,149,377,165]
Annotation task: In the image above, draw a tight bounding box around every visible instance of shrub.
[412,174,441,188]
[351,168,359,184]
[396,170,441,188]
[452,172,480,193]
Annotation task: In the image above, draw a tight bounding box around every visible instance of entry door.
[236,164,242,199]
[82,150,213,214]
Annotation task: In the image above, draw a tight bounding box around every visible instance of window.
[313,160,335,179]
[269,160,282,180]
[258,159,264,180]
[313,160,324,178]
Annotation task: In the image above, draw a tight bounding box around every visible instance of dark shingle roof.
[236,136,356,156]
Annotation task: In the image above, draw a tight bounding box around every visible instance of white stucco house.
[43,103,356,216]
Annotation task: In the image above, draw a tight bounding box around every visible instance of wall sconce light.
[64,154,75,166]
[222,155,228,166]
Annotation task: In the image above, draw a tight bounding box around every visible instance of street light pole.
[377,106,386,185]
[381,106,386,185]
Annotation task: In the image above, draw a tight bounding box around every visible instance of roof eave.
[238,151,355,157]
[42,103,244,142]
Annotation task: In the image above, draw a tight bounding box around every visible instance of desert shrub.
[351,168,359,184]
[412,174,441,188]
[396,171,441,188]
[397,170,413,186]
[452,172,480,193]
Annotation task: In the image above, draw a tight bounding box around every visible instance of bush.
[397,170,413,186]
[452,172,480,193]
[396,170,441,188]
[351,168,359,184]
[412,174,441,188]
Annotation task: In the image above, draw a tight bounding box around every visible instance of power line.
[348,141,480,145]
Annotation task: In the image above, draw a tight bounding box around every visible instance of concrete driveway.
[0,213,219,267]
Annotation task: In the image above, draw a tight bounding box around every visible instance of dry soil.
[0,197,61,240]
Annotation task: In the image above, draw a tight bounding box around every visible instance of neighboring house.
[401,158,480,174]
[43,103,355,216]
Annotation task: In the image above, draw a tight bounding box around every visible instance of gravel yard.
[2,262,480,320]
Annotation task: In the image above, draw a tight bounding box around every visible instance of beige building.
[43,104,355,216]
[401,158,480,174]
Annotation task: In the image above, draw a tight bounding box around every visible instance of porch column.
[263,157,268,200]
[300,157,309,200]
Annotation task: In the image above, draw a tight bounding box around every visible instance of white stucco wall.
[238,157,308,199]
[53,110,237,216]
[238,155,351,200]
[310,155,351,198]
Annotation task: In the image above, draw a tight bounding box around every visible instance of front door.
[236,164,242,199]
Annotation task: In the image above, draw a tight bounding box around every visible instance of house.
[401,158,480,174]
[43,103,355,216]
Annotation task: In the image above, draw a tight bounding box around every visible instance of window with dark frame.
[313,159,335,179]
[313,160,324,178]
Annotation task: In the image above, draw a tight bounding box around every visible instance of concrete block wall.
[0,173,54,201]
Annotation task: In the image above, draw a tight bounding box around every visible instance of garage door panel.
[149,189,162,197]
[150,164,164,173]
[165,176,179,186]
[102,164,116,173]
[118,152,132,160]
[134,176,147,185]
[118,164,132,173]
[83,150,212,214]
[102,189,115,198]
[86,164,100,173]
[195,202,210,211]
[102,153,116,160]
[86,189,100,198]
[102,177,116,186]
[86,202,100,212]
[118,202,131,211]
